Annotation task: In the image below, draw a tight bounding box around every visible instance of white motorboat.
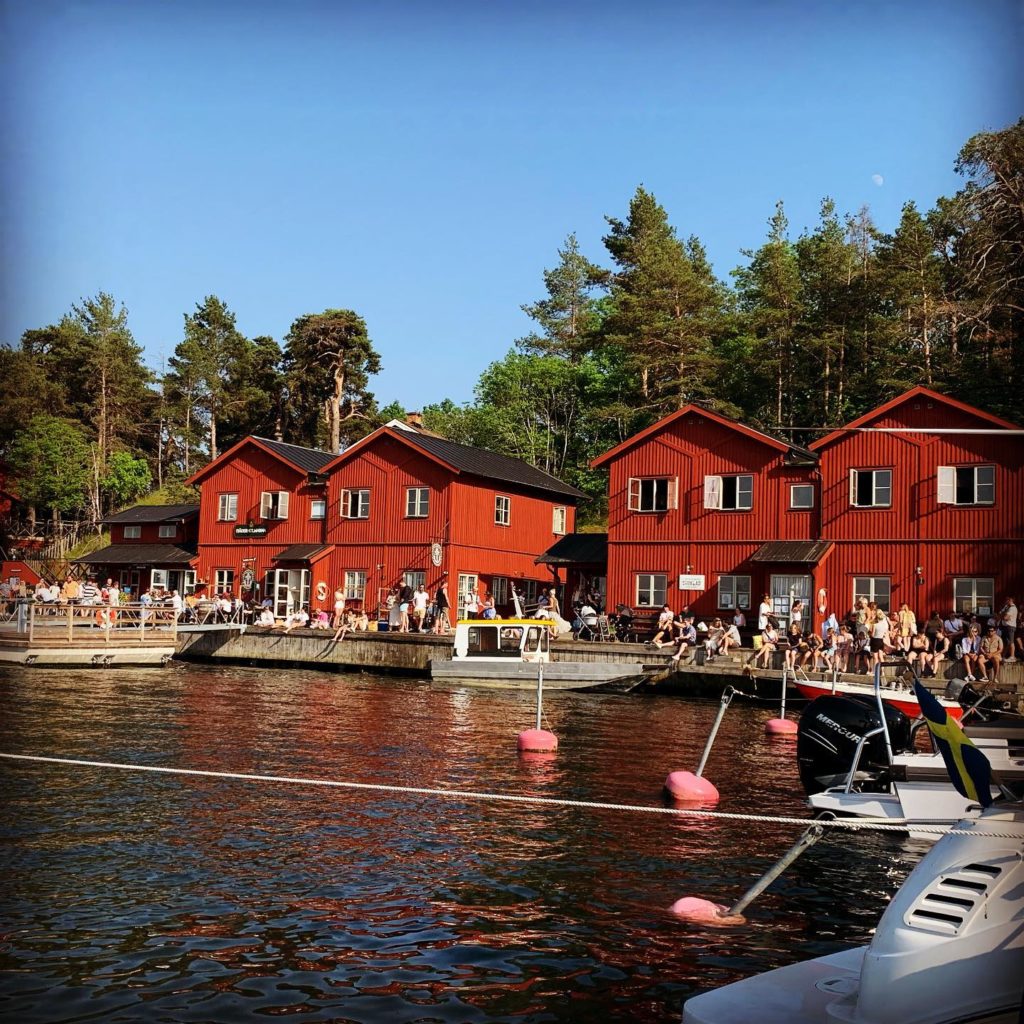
[796,664,1024,833]
[683,801,1024,1024]
[429,619,645,690]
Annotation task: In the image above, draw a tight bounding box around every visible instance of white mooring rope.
[1,752,1018,839]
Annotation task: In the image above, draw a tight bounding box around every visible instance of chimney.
[406,411,424,429]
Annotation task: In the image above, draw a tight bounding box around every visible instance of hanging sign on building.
[241,568,257,591]
[233,523,268,538]
[678,574,706,591]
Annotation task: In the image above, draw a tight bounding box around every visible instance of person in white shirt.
[283,607,310,634]
[412,586,429,632]
[258,607,275,628]
[170,590,184,618]
[758,595,772,631]
[1000,597,1018,662]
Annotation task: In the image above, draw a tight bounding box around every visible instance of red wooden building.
[810,386,1024,625]
[75,504,200,595]
[591,388,1024,628]
[186,436,335,615]
[322,423,584,618]
[591,404,820,623]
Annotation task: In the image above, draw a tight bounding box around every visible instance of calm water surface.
[0,663,927,1023]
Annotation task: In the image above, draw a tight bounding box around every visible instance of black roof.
[273,543,332,563]
[536,532,608,566]
[395,430,586,501]
[253,437,336,474]
[74,544,198,566]
[750,541,833,564]
[101,504,199,525]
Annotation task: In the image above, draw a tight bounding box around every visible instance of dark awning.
[750,540,833,564]
[535,532,608,566]
[272,543,332,564]
[74,544,197,566]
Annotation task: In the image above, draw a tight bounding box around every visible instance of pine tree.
[283,309,381,452]
[601,187,721,418]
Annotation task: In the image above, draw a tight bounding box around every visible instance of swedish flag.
[913,681,992,808]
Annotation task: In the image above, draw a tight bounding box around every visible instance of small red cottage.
[74,504,200,595]
[591,405,821,624]
[322,422,585,619]
[810,386,1024,624]
[186,437,335,614]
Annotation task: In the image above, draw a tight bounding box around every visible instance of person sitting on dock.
[649,605,676,648]
[283,606,310,634]
[703,618,728,661]
[929,628,950,677]
[311,608,331,629]
[979,626,1004,685]
[781,623,804,669]
[818,629,837,672]
[257,607,275,629]
[755,622,779,668]
[907,631,931,674]
[670,616,697,665]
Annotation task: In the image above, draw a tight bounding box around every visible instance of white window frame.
[937,465,995,506]
[310,499,326,520]
[158,523,177,538]
[458,573,479,610]
[853,576,891,611]
[340,489,371,520]
[214,568,235,593]
[495,495,511,526]
[850,469,892,508]
[260,490,290,520]
[492,577,508,606]
[402,570,426,591]
[151,568,168,590]
[405,487,429,518]
[552,506,567,535]
[718,575,751,610]
[635,573,668,608]
[789,484,814,510]
[704,474,753,511]
[953,577,995,616]
[123,525,142,539]
[217,493,238,522]
[344,570,367,601]
[628,477,678,513]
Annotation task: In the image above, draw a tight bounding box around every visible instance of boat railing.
[0,600,179,646]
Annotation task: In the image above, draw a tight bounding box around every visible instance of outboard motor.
[797,695,912,795]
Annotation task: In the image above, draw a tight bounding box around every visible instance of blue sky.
[2,0,1021,410]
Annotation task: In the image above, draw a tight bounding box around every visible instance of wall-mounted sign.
[233,524,268,538]
[241,568,257,591]
[430,542,443,566]
[678,574,706,591]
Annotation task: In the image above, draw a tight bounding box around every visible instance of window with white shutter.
[340,489,370,519]
[938,465,995,506]
[705,474,752,510]
[704,475,722,510]
[260,491,289,519]
[629,477,676,512]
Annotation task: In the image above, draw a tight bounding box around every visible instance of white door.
[770,574,812,629]
[457,573,478,618]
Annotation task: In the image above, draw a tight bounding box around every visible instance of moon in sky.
[872,174,885,186]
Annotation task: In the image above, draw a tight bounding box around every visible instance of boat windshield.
[466,625,524,657]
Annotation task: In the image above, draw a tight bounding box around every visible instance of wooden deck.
[0,603,178,667]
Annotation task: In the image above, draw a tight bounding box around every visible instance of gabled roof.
[810,386,1021,451]
[591,405,794,469]
[185,436,335,486]
[326,427,586,501]
[102,504,199,525]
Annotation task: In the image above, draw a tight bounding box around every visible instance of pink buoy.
[664,770,719,804]
[669,897,746,925]
[765,717,798,737]
[518,728,558,753]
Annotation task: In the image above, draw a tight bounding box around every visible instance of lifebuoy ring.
[817,588,827,615]
[315,581,328,602]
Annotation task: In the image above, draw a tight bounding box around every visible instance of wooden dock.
[0,603,179,667]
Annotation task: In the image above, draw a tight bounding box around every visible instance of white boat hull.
[429,659,646,690]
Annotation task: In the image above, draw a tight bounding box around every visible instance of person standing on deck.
[433,580,451,634]
[758,594,772,631]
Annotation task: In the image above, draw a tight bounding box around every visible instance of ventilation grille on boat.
[905,863,1001,937]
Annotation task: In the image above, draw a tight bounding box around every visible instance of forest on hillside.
[1,118,1020,528]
